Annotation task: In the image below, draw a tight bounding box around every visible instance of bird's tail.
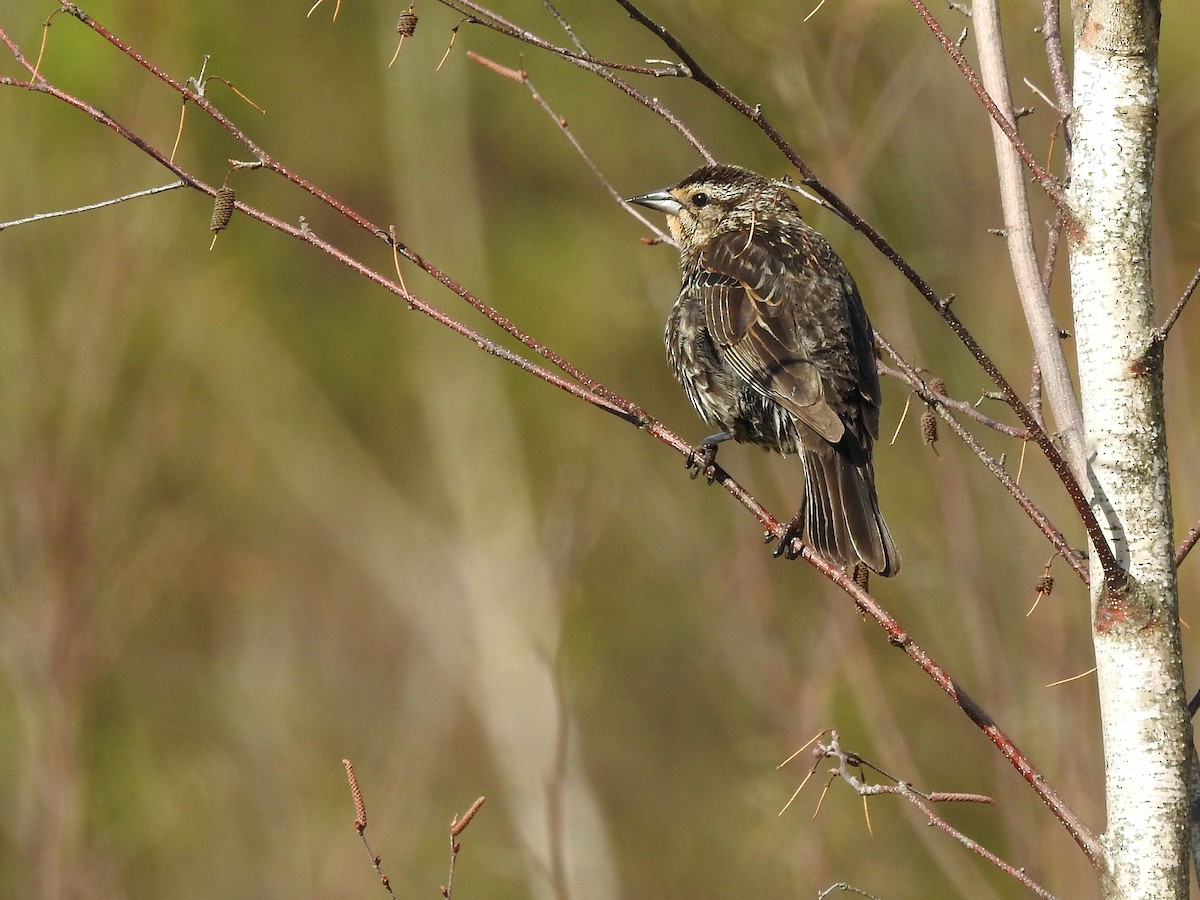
[799,444,901,577]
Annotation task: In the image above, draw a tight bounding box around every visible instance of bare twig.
[1045,667,1097,688]
[0,180,185,230]
[1041,0,1073,154]
[466,51,671,243]
[787,731,1056,898]
[877,364,1030,439]
[27,4,652,420]
[905,0,1078,236]
[1028,360,1047,433]
[1157,265,1200,341]
[1040,213,1063,293]
[436,0,713,158]
[1022,76,1060,113]
[973,0,1086,480]
[541,0,589,54]
[877,337,1089,585]
[772,550,1099,861]
[1176,520,1200,568]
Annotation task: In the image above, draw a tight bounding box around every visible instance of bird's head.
[627,164,797,251]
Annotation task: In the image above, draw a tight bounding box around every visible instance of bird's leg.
[769,513,805,559]
[686,431,732,483]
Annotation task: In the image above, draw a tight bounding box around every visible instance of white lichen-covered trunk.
[1068,3,1191,896]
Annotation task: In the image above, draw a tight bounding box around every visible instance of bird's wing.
[697,228,877,445]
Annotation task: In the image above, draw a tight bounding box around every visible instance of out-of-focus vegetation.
[2,2,1198,897]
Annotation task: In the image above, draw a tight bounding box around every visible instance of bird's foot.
[684,432,731,484]
[768,514,805,559]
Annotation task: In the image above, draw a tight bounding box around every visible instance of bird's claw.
[768,516,804,559]
[685,442,720,483]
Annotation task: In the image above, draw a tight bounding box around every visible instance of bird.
[628,164,900,577]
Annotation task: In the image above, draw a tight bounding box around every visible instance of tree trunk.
[1067,1,1191,895]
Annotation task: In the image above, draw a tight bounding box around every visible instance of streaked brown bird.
[629,164,900,576]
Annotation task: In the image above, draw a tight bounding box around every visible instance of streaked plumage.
[630,164,900,576]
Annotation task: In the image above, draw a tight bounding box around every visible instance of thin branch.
[0,180,185,230]
[877,363,1030,439]
[466,51,671,243]
[1157,264,1200,340]
[906,0,1078,236]
[1022,76,1061,114]
[817,885,882,900]
[877,336,1089,585]
[769,545,1100,862]
[791,732,1057,898]
[1176,520,1200,568]
[436,0,713,160]
[972,0,1086,480]
[541,0,588,55]
[1041,0,1073,155]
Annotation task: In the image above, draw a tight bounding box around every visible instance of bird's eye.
[691,192,709,208]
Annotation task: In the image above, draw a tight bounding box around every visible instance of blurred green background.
[2,1,1199,897]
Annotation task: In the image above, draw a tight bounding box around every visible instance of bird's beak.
[627,188,683,216]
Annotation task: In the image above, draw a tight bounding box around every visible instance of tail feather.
[799,445,901,577]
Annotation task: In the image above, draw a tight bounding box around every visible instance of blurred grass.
[2,1,1199,898]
